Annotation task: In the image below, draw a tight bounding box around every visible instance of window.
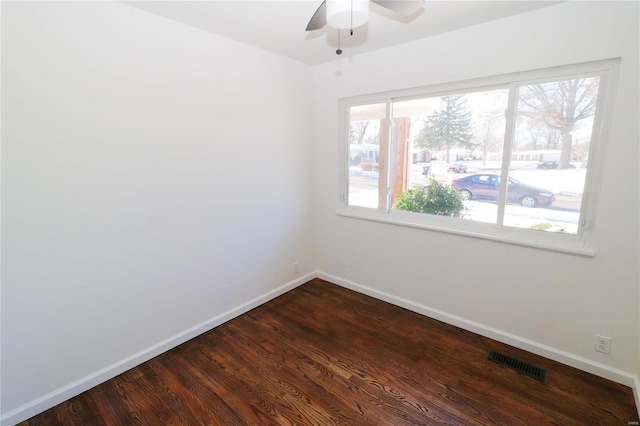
[339,60,619,255]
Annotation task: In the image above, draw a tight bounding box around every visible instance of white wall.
[1,1,315,421]
[312,0,639,381]
[2,1,638,424]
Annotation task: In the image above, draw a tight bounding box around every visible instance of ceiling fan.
[305,0,425,31]
[306,0,425,54]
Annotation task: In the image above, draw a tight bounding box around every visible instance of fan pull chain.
[350,0,354,35]
[337,0,356,55]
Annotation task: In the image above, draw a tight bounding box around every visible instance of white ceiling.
[124,1,561,65]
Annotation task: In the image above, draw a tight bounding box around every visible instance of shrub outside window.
[340,60,619,255]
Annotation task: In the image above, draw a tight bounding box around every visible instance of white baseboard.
[0,272,314,426]
[316,271,638,389]
[3,271,637,425]
[634,376,640,421]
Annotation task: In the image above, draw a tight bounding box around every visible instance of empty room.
[2,1,639,424]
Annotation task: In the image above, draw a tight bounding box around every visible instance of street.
[348,162,585,234]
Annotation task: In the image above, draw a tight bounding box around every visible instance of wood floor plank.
[19,279,638,425]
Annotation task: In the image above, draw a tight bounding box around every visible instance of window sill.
[336,206,595,257]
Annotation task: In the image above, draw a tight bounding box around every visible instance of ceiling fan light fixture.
[326,0,370,29]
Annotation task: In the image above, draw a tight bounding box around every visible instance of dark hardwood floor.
[21,279,638,425]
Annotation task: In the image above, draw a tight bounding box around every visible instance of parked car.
[537,161,575,170]
[537,161,559,169]
[451,174,554,208]
[447,162,467,173]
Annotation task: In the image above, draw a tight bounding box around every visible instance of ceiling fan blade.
[371,0,424,15]
[306,1,327,31]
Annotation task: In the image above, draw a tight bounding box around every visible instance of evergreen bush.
[392,178,464,217]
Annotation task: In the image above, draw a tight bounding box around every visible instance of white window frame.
[337,59,620,256]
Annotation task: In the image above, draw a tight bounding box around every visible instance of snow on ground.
[408,161,586,196]
[349,161,586,234]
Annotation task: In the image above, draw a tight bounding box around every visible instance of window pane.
[391,89,509,223]
[503,77,600,234]
[347,103,386,208]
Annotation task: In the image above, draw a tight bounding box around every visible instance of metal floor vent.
[488,351,546,383]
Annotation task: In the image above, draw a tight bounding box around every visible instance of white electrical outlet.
[595,335,612,354]
[293,262,299,275]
